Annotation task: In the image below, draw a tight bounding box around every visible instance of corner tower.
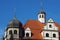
[4,10,23,40]
[38,0,46,23]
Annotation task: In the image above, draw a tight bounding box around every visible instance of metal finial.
[40,0,43,11]
[14,8,16,19]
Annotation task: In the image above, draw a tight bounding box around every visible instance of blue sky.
[0,0,60,40]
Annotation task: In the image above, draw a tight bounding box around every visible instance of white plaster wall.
[25,31,31,37]
[52,32,59,38]
[25,27,31,37]
[38,18,45,23]
[6,28,19,39]
[38,14,45,23]
[43,23,58,30]
[41,31,59,40]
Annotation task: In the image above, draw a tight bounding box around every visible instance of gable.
[47,18,54,23]
[43,23,58,30]
[25,27,31,31]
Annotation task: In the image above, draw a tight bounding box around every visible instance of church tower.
[38,0,46,23]
[3,10,23,40]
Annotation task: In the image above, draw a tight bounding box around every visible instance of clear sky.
[0,0,60,40]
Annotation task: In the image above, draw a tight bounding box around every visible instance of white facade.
[5,28,19,40]
[25,27,31,37]
[38,12,45,23]
[41,18,59,40]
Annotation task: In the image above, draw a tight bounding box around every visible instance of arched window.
[9,30,12,35]
[26,33,29,37]
[53,34,56,37]
[39,15,41,18]
[42,15,44,18]
[14,30,17,34]
[46,33,49,37]
[49,25,52,28]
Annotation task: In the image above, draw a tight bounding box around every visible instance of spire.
[38,0,45,14]
[40,0,43,12]
[14,8,16,20]
[38,0,46,23]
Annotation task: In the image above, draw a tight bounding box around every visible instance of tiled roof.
[23,20,45,39]
[23,19,60,39]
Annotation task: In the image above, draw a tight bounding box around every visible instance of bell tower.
[3,9,23,40]
[38,0,46,23]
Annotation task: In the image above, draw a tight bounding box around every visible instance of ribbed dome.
[7,17,22,28]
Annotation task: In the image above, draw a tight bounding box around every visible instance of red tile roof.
[23,20,45,39]
[23,19,60,39]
